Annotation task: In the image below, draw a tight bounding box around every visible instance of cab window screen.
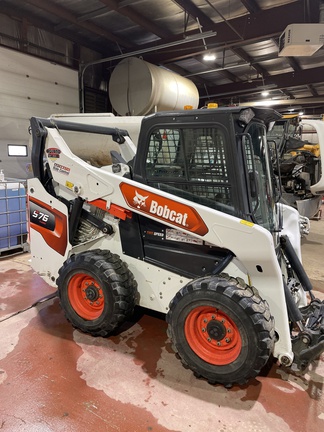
[146,127,236,216]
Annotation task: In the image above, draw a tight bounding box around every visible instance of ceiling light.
[288,106,302,112]
[299,111,304,116]
[203,53,216,61]
[196,17,216,62]
[261,90,269,97]
[261,100,275,107]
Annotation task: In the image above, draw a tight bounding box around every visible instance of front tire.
[167,275,275,386]
[57,249,137,336]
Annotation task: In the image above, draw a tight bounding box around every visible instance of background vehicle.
[267,114,323,219]
[27,107,324,386]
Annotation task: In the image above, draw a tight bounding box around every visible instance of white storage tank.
[109,57,199,116]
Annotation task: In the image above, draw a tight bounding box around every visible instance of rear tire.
[167,275,275,386]
[57,249,137,336]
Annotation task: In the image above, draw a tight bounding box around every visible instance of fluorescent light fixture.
[261,100,276,107]
[203,53,216,61]
[261,90,269,97]
[243,100,276,107]
[288,105,302,113]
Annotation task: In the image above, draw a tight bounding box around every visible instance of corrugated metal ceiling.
[0,0,323,115]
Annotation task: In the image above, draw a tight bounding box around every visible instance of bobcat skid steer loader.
[27,107,324,387]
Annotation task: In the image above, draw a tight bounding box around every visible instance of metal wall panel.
[0,46,78,179]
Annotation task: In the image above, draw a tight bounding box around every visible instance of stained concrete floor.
[0,215,323,432]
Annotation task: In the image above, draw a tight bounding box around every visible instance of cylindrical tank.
[109,57,199,116]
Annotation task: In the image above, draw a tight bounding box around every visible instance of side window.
[146,126,236,216]
[186,128,228,176]
[244,123,275,230]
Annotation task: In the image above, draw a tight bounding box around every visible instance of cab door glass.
[244,123,276,231]
[145,126,239,217]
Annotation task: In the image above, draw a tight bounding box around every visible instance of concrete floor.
[0,215,323,432]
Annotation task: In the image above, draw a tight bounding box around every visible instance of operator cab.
[132,106,281,232]
[120,107,282,278]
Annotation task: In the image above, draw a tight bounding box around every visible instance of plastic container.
[0,181,28,252]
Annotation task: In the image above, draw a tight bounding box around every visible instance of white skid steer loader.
[27,107,324,387]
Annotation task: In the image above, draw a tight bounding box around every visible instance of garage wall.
[0,46,79,179]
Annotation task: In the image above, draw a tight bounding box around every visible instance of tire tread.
[57,249,137,337]
[166,274,275,387]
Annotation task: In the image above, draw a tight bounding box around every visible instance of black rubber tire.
[166,274,275,386]
[57,249,137,336]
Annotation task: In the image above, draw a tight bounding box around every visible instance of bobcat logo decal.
[120,183,209,236]
[133,190,148,208]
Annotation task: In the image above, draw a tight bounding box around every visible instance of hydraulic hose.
[283,280,303,323]
[280,235,314,298]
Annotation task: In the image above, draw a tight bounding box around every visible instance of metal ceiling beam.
[185,63,248,78]
[271,37,301,72]
[305,0,320,22]
[23,0,134,49]
[231,47,269,78]
[240,0,261,14]
[250,52,280,64]
[143,1,308,64]
[0,1,113,58]
[3,5,127,57]
[165,63,211,87]
[202,66,324,99]
[77,7,113,22]
[171,0,215,29]
[119,0,147,7]
[190,60,243,83]
[239,96,324,107]
[307,84,319,97]
[79,30,217,111]
[205,63,242,83]
[1,0,323,108]
[228,37,275,88]
[204,0,244,41]
[99,0,172,39]
[281,89,295,99]
[285,57,302,72]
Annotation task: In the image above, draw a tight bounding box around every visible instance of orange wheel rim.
[68,273,104,320]
[184,306,242,365]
